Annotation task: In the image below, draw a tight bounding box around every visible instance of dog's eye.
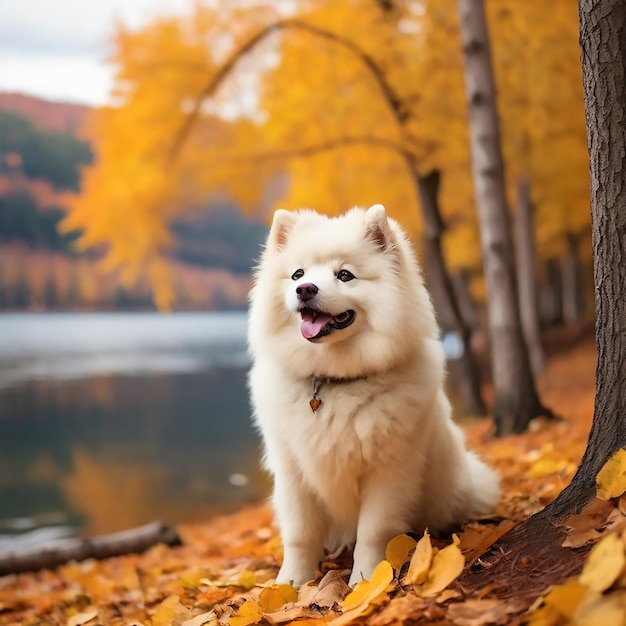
[337,269,356,282]
[291,269,304,280]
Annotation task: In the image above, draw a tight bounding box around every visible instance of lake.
[0,312,269,552]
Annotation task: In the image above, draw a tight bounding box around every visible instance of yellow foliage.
[62,0,589,305]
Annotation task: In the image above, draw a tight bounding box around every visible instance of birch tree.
[456,0,550,434]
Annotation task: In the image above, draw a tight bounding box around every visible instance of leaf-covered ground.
[5,335,625,626]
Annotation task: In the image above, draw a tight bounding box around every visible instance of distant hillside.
[0,93,269,311]
[0,92,89,137]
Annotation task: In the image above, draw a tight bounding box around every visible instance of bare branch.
[231,135,419,163]
[168,18,410,162]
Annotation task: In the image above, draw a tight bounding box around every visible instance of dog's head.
[249,205,438,378]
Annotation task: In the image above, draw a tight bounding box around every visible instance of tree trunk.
[540,258,564,325]
[460,0,626,602]
[546,0,626,517]
[456,0,549,435]
[415,170,487,416]
[561,232,583,325]
[515,179,545,376]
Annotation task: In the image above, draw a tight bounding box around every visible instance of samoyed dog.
[248,204,499,586]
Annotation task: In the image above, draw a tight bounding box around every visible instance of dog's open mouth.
[299,307,356,341]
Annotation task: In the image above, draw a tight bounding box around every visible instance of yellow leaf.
[229,600,262,626]
[385,534,417,573]
[415,534,465,598]
[238,569,257,590]
[542,580,588,618]
[404,529,433,586]
[67,609,98,626]
[342,560,394,611]
[596,449,626,500]
[579,533,626,592]
[152,595,182,626]
[327,561,394,626]
[258,584,298,613]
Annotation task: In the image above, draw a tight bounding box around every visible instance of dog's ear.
[268,209,297,251]
[365,204,394,251]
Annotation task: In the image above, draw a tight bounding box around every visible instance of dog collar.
[309,375,367,413]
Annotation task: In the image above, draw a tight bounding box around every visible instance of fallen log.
[0,520,182,576]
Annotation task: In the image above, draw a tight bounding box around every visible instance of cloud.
[0,0,196,105]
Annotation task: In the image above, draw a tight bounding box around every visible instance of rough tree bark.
[515,179,545,376]
[456,0,550,435]
[460,0,626,602]
[415,170,487,416]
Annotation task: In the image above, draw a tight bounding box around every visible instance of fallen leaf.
[311,570,351,607]
[258,584,298,613]
[542,579,588,618]
[327,561,394,626]
[263,605,323,625]
[436,589,463,604]
[579,533,626,592]
[67,609,98,626]
[229,600,262,626]
[596,449,626,500]
[182,611,219,626]
[152,595,185,626]
[572,592,626,626]
[446,598,525,626]
[459,520,514,565]
[404,529,433,586]
[415,534,465,598]
[341,560,393,611]
[237,570,257,591]
[561,498,616,547]
[385,534,416,573]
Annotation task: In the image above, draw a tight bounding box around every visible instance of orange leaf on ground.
[596,448,626,500]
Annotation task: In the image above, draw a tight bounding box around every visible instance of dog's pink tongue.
[301,313,333,339]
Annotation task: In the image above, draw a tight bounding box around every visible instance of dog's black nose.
[296,282,318,301]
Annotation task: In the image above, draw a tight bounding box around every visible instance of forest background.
[0,0,592,325]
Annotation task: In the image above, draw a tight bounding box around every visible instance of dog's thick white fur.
[248,205,499,587]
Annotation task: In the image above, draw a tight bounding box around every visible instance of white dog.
[248,205,499,586]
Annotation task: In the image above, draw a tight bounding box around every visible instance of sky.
[0,0,198,106]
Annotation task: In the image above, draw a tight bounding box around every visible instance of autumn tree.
[456,0,550,435]
[64,0,588,420]
[460,0,626,599]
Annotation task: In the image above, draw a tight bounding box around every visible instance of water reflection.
[0,312,268,548]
